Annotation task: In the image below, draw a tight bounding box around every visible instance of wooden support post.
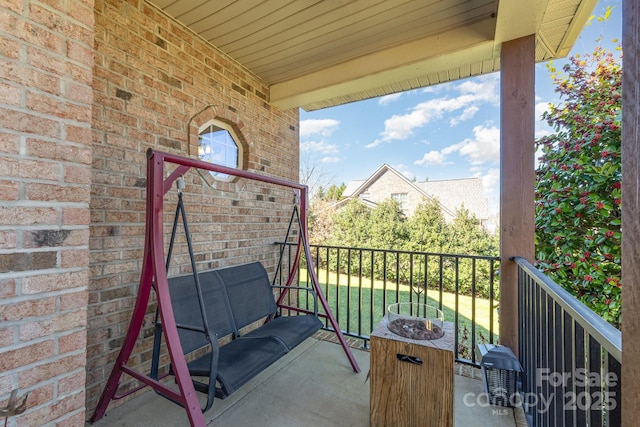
[622,0,638,423]
[499,35,535,354]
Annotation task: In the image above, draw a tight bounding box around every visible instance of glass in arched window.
[198,120,242,181]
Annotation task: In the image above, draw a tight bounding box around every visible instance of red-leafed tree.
[535,39,622,327]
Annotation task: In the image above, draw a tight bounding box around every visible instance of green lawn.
[294,268,499,355]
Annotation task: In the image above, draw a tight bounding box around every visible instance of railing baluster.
[382,251,387,317]
[471,257,476,364]
[336,248,341,330]
[607,352,622,426]
[563,311,575,427]
[489,259,495,344]
[438,255,444,311]
[368,250,374,346]
[276,242,501,368]
[454,256,459,362]
[589,335,603,427]
[395,252,400,304]
[357,250,363,337]
[513,257,621,427]
[409,252,414,304]
[346,249,351,335]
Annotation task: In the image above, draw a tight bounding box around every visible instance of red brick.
[2,0,23,13]
[0,9,20,34]
[0,340,55,372]
[59,329,87,353]
[26,138,91,163]
[26,90,91,122]
[58,371,87,399]
[0,157,61,181]
[62,207,90,225]
[18,382,54,409]
[64,123,93,145]
[19,309,87,341]
[0,61,62,96]
[23,21,65,53]
[68,1,94,28]
[17,353,85,389]
[55,409,86,427]
[22,270,87,295]
[0,81,21,106]
[0,374,13,396]
[0,106,61,137]
[0,206,59,226]
[64,165,92,184]
[67,82,93,105]
[0,327,13,347]
[0,181,19,201]
[0,278,16,298]
[61,248,90,268]
[67,38,94,66]
[0,296,56,321]
[26,182,90,202]
[16,390,85,427]
[0,133,19,154]
[26,46,66,76]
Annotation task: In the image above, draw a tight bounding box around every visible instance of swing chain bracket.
[176,175,185,194]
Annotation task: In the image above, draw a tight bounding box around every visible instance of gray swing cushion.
[166,261,322,401]
[218,261,323,350]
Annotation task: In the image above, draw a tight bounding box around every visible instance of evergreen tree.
[535,37,621,326]
[368,198,408,250]
[406,198,447,252]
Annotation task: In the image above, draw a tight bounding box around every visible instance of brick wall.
[363,169,425,216]
[87,0,299,416]
[0,0,94,426]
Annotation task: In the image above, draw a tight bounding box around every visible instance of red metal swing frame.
[90,149,360,426]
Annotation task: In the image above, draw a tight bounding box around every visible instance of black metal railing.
[276,243,500,366]
[514,257,622,427]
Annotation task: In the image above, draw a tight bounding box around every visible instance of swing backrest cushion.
[168,271,236,354]
[216,261,278,330]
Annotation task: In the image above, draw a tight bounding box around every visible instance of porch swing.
[90,149,360,427]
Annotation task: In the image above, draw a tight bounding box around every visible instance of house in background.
[336,164,490,228]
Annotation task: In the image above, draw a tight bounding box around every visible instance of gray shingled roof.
[340,165,489,221]
[416,178,488,220]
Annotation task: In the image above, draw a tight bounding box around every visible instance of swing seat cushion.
[242,314,323,351]
[165,261,323,403]
[217,261,323,350]
[187,336,287,396]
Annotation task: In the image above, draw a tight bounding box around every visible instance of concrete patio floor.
[89,338,522,426]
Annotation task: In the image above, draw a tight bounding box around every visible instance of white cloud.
[300,119,340,138]
[373,74,500,146]
[449,105,480,126]
[457,124,500,164]
[480,168,500,198]
[300,140,338,154]
[414,150,448,166]
[535,101,554,141]
[320,156,341,163]
[479,167,500,215]
[415,123,500,168]
[378,93,402,105]
[456,75,500,105]
[535,101,551,122]
[392,163,415,181]
[366,139,383,149]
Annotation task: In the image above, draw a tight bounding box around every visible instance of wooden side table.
[370,320,454,427]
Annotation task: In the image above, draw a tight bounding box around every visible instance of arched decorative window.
[198,119,243,182]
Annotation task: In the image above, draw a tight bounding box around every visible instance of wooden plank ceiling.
[148,0,597,111]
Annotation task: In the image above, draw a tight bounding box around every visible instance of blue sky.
[299,0,621,214]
